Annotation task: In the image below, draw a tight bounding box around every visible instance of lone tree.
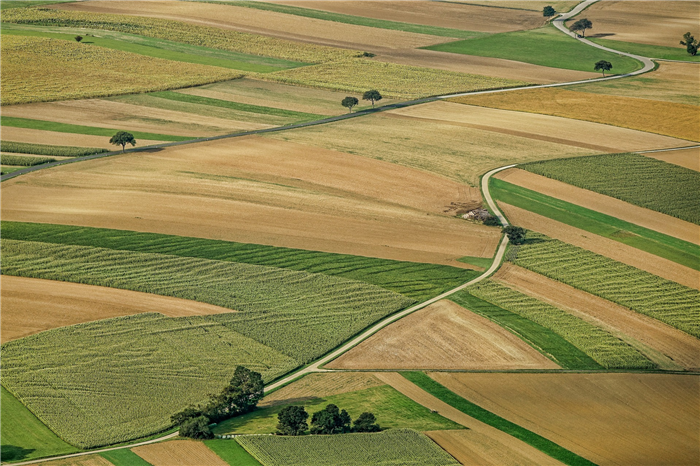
[180,416,214,439]
[341,96,359,113]
[503,225,526,245]
[543,6,556,17]
[680,32,699,56]
[353,412,381,433]
[109,131,136,152]
[570,18,592,37]
[362,90,383,108]
[310,404,352,435]
[276,406,309,436]
[594,60,612,77]
[74,35,83,42]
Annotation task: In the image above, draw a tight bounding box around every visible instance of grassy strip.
[0,141,106,156]
[522,153,700,225]
[0,154,55,166]
[456,255,493,269]
[100,449,153,466]
[425,25,642,74]
[0,1,74,10]
[514,232,700,338]
[490,178,700,270]
[0,116,194,142]
[207,1,485,39]
[205,439,263,466]
[589,38,700,62]
[150,91,323,121]
[450,291,601,370]
[0,222,477,302]
[402,372,598,466]
[0,166,26,175]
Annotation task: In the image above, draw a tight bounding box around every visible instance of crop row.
[0,141,107,157]
[513,233,700,338]
[0,154,55,166]
[522,153,700,225]
[236,429,460,466]
[467,280,655,369]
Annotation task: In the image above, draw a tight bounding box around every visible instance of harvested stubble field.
[0,136,500,266]
[429,372,700,466]
[326,299,559,370]
[645,147,700,172]
[35,456,114,466]
[0,35,242,106]
[494,263,700,371]
[464,1,579,11]
[0,126,169,149]
[132,440,228,466]
[236,429,460,466]
[450,88,700,142]
[0,275,232,343]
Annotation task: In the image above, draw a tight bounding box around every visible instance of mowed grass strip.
[514,233,700,338]
[402,372,597,466]
[467,280,655,369]
[450,291,601,370]
[590,38,700,62]
[522,153,700,224]
[205,440,262,466]
[0,386,80,462]
[449,88,700,142]
[236,429,460,466]
[1,116,193,142]
[490,178,700,270]
[0,141,107,156]
[425,25,641,74]
[1,222,477,302]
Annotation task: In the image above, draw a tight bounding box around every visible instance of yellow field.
[260,373,385,407]
[39,455,113,466]
[132,440,227,466]
[1,36,241,105]
[449,88,700,142]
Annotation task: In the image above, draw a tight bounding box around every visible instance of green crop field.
[450,292,602,370]
[522,153,700,225]
[0,154,55,166]
[513,233,700,338]
[425,25,642,74]
[236,429,460,466]
[490,178,700,270]
[100,449,153,466]
[213,384,461,435]
[590,38,700,62]
[467,280,655,369]
[1,386,80,462]
[1,166,26,175]
[0,141,107,156]
[205,439,263,466]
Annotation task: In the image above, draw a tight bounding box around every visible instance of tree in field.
[503,225,526,245]
[680,32,699,56]
[543,6,556,17]
[171,405,204,426]
[276,406,309,436]
[75,35,83,42]
[362,90,383,108]
[341,96,359,113]
[310,404,352,434]
[570,18,592,37]
[594,60,612,77]
[179,416,214,439]
[205,366,264,422]
[109,131,136,152]
[353,412,381,433]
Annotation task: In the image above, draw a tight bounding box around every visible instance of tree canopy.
[543,6,556,17]
[570,18,592,37]
[310,404,352,435]
[180,415,214,439]
[277,405,309,436]
[341,96,359,113]
[680,32,699,56]
[362,90,383,108]
[109,131,136,153]
[503,225,526,245]
[353,412,381,433]
[594,60,613,76]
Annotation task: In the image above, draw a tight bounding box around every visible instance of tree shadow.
[521,237,545,245]
[589,33,616,39]
[1,445,36,461]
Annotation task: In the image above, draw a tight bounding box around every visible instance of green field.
[100,449,153,466]
[425,25,642,74]
[590,38,700,62]
[236,429,460,466]
[0,1,74,10]
[513,233,700,338]
[0,386,79,462]
[403,373,597,466]
[467,280,655,369]
[205,439,263,466]
[0,166,26,175]
[213,384,461,435]
[522,153,700,225]
[0,154,55,166]
[490,178,700,270]
[0,141,107,156]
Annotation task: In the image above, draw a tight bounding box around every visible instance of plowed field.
[260,373,384,407]
[132,440,227,466]
[430,372,700,466]
[1,276,233,343]
[1,136,498,265]
[326,300,559,370]
[645,147,700,172]
[494,264,700,370]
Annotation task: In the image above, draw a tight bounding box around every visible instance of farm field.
[259,372,385,407]
[0,126,169,149]
[645,147,700,171]
[0,141,107,156]
[132,440,228,466]
[204,440,262,466]
[449,88,700,142]
[33,456,113,466]
[426,429,548,466]
[589,38,700,63]
[326,299,560,370]
[429,372,700,466]
[0,275,233,343]
[99,449,152,466]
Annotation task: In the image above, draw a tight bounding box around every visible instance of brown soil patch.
[1,135,499,266]
[494,264,700,370]
[464,1,580,12]
[260,372,384,407]
[430,372,700,466]
[375,372,566,466]
[579,1,700,47]
[326,300,559,370]
[56,1,448,50]
[496,168,700,245]
[645,147,700,172]
[499,203,699,289]
[0,127,167,150]
[269,1,545,33]
[0,276,233,343]
[426,429,547,466]
[40,455,114,466]
[132,440,227,466]
[2,99,271,138]
[450,88,700,142]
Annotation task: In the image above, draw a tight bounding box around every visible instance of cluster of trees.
[276,404,380,436]
[681,32,698,56]
[172,366,264,439]
[342,90,383,112]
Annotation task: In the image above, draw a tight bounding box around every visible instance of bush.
[482,216,501,227]
[503,226,526,244]
[277,405,309,436]
[180,416,214,439]
[353,412,381,433]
